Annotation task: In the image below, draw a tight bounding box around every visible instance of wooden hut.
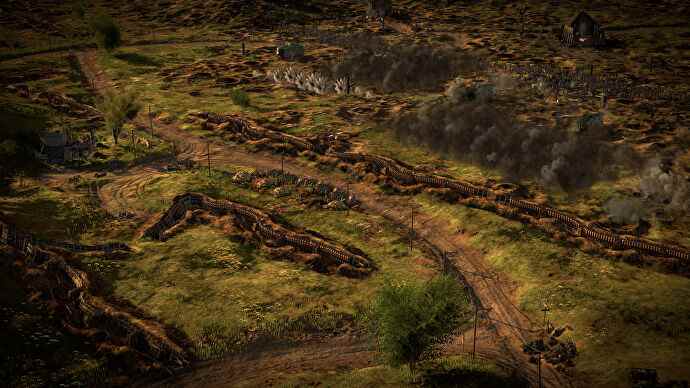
[561,11,605,47]
[40,132,68,162]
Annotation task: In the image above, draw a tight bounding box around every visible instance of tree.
[92,13,121,51]
[99,89,141,145]
[372,275,471,376]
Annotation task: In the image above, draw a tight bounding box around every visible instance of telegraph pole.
[346,180,350,216]
[207,141,211,176]
[148,104,154,135]
[538,353,543,388]
[409,204,414,251]
[472,303,479,359]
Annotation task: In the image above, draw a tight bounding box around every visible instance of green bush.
[372,275,472,375]
[91,14,121,51]
[230,89,250,107]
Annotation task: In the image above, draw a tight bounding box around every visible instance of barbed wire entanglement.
[485,60,690,104]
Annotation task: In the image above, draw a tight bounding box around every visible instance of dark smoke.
[328,34,481,93]
[391,81,636,191]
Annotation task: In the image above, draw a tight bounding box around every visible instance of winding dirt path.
[77,49,572,388]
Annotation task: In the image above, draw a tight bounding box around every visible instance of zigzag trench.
[0,219,191,371]
[199,113,690,266]
[143,192,373,277]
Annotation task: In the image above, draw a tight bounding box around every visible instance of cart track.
[77,49,571,388]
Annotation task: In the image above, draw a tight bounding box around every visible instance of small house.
[561,11,605,47]
[40,132,68,162]
[39,132,92,163]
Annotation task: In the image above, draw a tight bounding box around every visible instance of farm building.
[39,132,93,163]
[561,11,606,47]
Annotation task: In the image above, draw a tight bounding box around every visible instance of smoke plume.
[640,158,690,216]
[391,81,636,191]
[328,34,482,93]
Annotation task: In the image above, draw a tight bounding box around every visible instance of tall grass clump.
[230,88,250,107]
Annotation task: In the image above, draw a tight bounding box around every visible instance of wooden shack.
[561,11,605,47]
[40,132,68,162]
[39,132,92,163]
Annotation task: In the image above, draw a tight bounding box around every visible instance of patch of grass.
[113,170,440,359]
[276,355,516,388]
[230,88,250,107]
[0,186,106,241]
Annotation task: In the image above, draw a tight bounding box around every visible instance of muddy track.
[98,166,168,218]
[77,50,571,388]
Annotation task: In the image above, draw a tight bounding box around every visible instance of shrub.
[372,275,472,375]
[230,88,250,107]
[92,14,121,51]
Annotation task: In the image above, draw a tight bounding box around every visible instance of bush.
[372,275,472,375]
[230,89,250,107]
[92,14,121,51]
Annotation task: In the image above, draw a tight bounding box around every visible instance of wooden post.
[207,141,211,176]
[409,205,414,251]
[538,353,543,388]
[472,303,479,359]
[242,41,245,56]
[148,104,154,135]
[346,181,350,216]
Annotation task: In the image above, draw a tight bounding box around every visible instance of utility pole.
[346,180,350,216]
[472,303,479,360]
[148,104,154,135]
[207,141,211,176]
[538,353,543,388]
[131,129,135,156]
[409,204,414,251]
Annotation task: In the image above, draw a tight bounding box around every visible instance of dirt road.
[77,49,572,388]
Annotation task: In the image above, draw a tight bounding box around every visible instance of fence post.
[472,303,479,359]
